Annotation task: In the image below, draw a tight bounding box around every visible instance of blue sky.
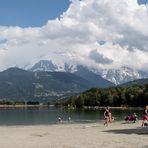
[138,0,148,4]
[0,0,70,27]
[0,0,147,27]
[0,0,148,71]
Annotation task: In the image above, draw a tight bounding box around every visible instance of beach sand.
[0,121,147,148]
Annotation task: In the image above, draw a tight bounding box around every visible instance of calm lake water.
[0,107,143,125]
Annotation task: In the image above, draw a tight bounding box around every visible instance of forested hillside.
[64,84,148,107]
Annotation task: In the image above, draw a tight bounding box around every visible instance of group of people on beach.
[58,116,71,123]
[104,105,148,127]
[58,105,148,126]
[124,112,138,123]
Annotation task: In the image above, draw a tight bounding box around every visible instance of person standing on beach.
[141,106,148,127]
[104,106,114,126]
[104,107,110,126]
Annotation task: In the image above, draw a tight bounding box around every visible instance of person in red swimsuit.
[141,106,148,127]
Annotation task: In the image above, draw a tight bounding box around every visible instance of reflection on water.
[0,107,143,125]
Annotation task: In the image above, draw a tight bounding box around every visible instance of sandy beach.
[0,121,147,148]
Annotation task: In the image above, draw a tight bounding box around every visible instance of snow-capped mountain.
[27,60,148,85]
[28,60,77,73]
[101,66,148,85]
[29,60,58,72]
[27,60,115,88]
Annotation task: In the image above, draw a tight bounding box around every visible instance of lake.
[0,107,143,125]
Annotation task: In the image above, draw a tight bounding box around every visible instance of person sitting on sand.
[125,113,138,123]
[141,106,148,127]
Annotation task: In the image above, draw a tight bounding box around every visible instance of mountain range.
[0,67,114,102]
[0,59,148,102]
[27,60,114,88]
[27,60,148,85]
[101,66,148,85]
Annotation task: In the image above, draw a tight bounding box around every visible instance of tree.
[75,95,84,108]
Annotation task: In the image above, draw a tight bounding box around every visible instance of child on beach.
[58,117,62,123]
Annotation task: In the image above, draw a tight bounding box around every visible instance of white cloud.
[0,0,148,71]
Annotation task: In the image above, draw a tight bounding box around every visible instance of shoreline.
[0,104,50,108]
[0,105,144,109]
[0,121,147,148]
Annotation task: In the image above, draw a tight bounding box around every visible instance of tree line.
[63,84,148,108]
[0,101,40,105]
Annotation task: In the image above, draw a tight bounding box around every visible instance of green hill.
[120,78,148,87]
[0,67,93,102]
[64,83,148,107]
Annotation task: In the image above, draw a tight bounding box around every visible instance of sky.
[138,0,148,4]
[0,0,70,27]
[0,0,148,71]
